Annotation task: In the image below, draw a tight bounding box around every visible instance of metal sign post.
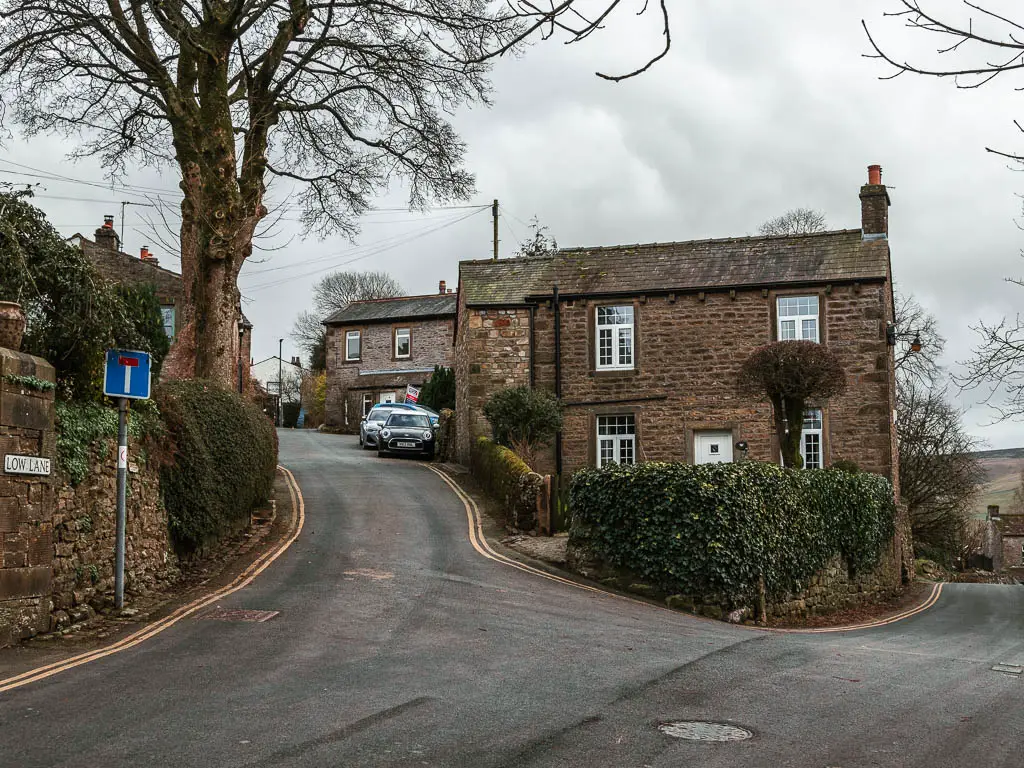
[115,398,128,609]
[103,350,152,611]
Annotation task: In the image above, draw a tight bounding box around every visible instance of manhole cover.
[199,608,279,623]
[992,664,1023,676]
[658,721,753,742]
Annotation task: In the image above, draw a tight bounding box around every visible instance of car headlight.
[381,429,391,439]
[423,430,432,440]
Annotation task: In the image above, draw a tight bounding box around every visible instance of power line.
[242,207,486,292]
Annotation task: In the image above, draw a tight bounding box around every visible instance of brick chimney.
[439,280,446,295]
[860,164,890,240]
[94,215,120,252]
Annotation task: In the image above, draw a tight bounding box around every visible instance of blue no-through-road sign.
[103,349,152,400]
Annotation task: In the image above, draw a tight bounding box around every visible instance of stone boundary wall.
[50,438,178,631]
[0,349,56,646]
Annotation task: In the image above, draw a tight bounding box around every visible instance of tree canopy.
[757,208,827,237]
[0,0,672,386]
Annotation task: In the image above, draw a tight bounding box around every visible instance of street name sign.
[103,349,152,400]
[4,454,51,476]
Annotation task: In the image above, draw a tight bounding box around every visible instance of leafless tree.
[865,2,1024,163]
[897,379,985,557]
[757,208,827,237]
[0,1,671,386]
[894,289,946,388]
[291,269,402,369]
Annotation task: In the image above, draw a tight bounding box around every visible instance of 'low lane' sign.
[4,454,51,476]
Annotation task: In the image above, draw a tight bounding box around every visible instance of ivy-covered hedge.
[471,436,543,531]
[569,461,896,605]
[155,380,277,554]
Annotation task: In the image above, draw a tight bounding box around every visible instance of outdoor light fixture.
[911,332,923,353]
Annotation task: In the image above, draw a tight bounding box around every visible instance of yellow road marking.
[426,465,943,634]
[0,465,305,695]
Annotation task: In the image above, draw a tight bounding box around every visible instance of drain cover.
[992,664,1023,676]
[199,608,279,623]
[658,721,753,742]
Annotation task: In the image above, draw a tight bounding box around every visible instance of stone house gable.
[324,283,456,431]
[456,166,898,489]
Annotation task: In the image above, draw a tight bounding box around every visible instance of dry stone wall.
[50,440,177,630]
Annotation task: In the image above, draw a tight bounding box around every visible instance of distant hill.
[970,447,1024,460]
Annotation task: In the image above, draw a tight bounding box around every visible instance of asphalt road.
[1,430,1022,768]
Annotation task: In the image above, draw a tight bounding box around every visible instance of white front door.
[694,431,734,464]
[379,391,396,404]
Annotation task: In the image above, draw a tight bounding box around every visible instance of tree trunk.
[774,395,806,469]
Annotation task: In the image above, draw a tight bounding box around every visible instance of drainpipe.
[528,304,536,388]
[553,285,562,476]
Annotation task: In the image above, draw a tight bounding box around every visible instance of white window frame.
[160,305,175,339]
[597,415,636,467]
[801,408,824,469]
[345,330,361,361]
[595,305,635,370]
[394,327,411,359]
[777,295,820,343]
[362,394,373,417]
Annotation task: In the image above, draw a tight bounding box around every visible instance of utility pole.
[492,199,499,260]
[278,338,284,427]
[119,200,154,253]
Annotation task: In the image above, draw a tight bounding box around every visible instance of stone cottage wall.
[454,305,532,463]
[0,349,56,646]
[50,439,177,629]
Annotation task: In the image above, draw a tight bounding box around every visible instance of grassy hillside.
[973,453,1024,518]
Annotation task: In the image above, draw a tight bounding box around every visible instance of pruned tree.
[291,269,403,370]
[757,208,827,237]
[515,216,558,258]
[0,1,672,387]
[738,340,847,468]
[897,379,984,560]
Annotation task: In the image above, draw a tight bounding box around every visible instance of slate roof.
[323,294,457,325]
[997,514,1024,538]
[460,229,890,306]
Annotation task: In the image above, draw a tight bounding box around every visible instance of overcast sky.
[3,1,1023,448]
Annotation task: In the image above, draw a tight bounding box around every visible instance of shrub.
[569,461,896,606]
[419,365,455,411]
[828,459,860,474]
[155,379,277,554]
[738,340,846,468]
[471,436,544,530]
[482,386,562,468]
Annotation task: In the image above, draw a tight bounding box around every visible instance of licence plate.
[397,441,416,448]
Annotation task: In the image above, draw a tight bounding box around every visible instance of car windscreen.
[386,413,430,428]
[369,409,392,423]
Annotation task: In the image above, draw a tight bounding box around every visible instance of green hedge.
[569,461,895,605]
[155,380,278,554]
[471,436,543,530]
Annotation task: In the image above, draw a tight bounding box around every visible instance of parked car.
[376,412,435,459]
[359,406,394,449]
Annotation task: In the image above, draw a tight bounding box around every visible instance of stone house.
[982,506,1024,571]
[324,282,456,431]
[455,166,899,487]
[70,215,253,388]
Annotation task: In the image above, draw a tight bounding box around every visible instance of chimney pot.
[439,280,446,295]
[103,215,114,229]
[860,165,890,239]
[140,246,149,259]
[868,164,882,186]
[95,216,120,251]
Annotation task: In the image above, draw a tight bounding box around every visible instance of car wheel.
[423,450,435,461]
[377,448,386,458]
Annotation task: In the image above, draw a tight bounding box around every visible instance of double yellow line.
[426,465,944,634]
[0,466,305,695]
